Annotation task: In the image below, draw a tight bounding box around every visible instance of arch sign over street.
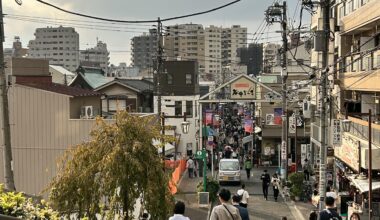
[199,74,281,103]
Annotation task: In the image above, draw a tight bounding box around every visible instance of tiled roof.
[18,82,102,97]
[115,78,154,92]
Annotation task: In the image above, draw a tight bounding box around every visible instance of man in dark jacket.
[319,197,341,220]
[260,169,271,200]
[232,194,250,220]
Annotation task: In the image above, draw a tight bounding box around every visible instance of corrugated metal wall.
[0,85,102,196]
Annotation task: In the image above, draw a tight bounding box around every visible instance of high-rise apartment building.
[79,40,110,72]
[164,24,247,82]
[131,29,157,70]
[237,43,263,76]
[222,25,247,66]
[28,26,79,72]
[262,43,280,73]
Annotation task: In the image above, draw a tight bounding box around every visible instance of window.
[185,74,192,84]
[175,101,182,116]
[185,101,193,118]
[167,74,173,85]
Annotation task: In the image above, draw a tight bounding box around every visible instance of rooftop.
[18,81,101,97]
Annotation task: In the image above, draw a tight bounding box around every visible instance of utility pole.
[156,17,163,116]
[318,0,330,212]
[265,0,288,180]
[0,0,16,190]
[280,1,288,180]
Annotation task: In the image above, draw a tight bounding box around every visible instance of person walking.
[210,188,242,220]
[186,157,195,178]
[232,194,250,220]
[260,169,271,200]
[169,201,190,220]
[303,159,311,181]
[319,197,342,220]
[271,173,280,201]
[236,184,249,208]
[244,157,252,179]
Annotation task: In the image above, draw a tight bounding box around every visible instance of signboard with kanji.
[230,77,256,100]
[332,119,342,146]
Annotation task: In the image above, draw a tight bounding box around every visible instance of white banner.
[289,114,296,134]
[332,119,342,146]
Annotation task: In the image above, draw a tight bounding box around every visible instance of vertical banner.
[289,114,296,134]
[274,108,283,125]
[332,119,342,146]
[244,119,253,133]
[205,111,213,125]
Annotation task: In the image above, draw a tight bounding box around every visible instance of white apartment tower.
[204,25,222,81]
[263,42,280,73]
[79,40,110,71]
[28,26,79,72]
[222,25,247,66]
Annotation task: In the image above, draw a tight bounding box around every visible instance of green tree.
[48,112,174,220]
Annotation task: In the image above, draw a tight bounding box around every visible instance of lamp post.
[342,109,372,219]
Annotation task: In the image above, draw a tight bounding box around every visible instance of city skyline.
[3,0,302,65]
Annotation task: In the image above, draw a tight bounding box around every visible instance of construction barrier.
[169,159,187,194]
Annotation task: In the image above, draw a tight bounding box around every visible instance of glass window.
[167,74,173,85]
[175,101,182,116]
[186,101,193,118]
[186,74,192,84]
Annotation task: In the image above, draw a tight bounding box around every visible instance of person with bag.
[236,184,249,208]
[244,157,252,180]
[210,188,242,220]
[186,157,195,178]
[271,173,280,202]
[319,197,342,220]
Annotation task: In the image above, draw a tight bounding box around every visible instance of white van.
[218,159,241,184]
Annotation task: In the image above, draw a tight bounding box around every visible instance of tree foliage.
[48,112,174,219]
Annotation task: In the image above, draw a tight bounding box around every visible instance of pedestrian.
[260,169,271,200]
[232,194,250,220]
[271,173,280,202]
[244,157,252,179]
[319,197,342,220]
[186,157,195,178]
[303,159,311,181]
[236,184,249,208]
[210,188,242,220]
[168,201,190,220]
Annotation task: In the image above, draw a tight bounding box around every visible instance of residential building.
[222,25,247,66]
[79,40,110,72]
[95,78,154,115]
[0,58,103,195]
[70,66,113,90]
[204,25,222,82]
[28,26,80,72]
[131,29,157,69]
[4,36,28,58]
[154,60,200,157]
[308,1,380,215]
[222,63,248,81]
[237,43,263,76]
[108,63,140,78]
[262,43,280,73]
[49,65,76,85]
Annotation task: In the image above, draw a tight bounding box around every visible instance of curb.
[278,185,306,220]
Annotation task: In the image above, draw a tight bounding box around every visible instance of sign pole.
[203,149,207,192]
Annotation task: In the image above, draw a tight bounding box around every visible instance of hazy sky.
[3,0,307,65]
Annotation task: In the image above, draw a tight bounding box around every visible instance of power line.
[35,0,241,23]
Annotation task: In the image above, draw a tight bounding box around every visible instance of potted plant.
[288,172,304,202]
[196,178,220,203]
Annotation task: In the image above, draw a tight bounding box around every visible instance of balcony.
[339,49,380,91]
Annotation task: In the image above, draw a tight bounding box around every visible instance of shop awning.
[348,175,380,193]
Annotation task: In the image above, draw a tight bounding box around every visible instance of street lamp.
[181,120,190,134]
[342,110,373,219]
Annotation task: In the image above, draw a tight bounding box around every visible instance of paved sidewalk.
[174,170,212,220]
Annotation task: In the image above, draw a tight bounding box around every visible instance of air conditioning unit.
[81,106,94,119]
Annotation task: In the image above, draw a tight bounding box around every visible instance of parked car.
[218,158,241,185]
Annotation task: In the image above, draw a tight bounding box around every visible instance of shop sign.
[289,114,296,134]
[332,119,342,146]
[230,77,255,100]
[335,134,360,172]
[281,141,287,160]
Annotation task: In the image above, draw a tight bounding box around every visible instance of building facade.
[79,40,110,72]
[221,25,247,66]
[131,29,157,70]
[262,43,280,74]
[237,43,263,76]
[28,26,80,72]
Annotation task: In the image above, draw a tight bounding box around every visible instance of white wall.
[154,95,200,156]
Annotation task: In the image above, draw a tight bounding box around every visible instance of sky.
[3,0,307,65]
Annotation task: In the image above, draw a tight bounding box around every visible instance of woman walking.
[271,173,280,201]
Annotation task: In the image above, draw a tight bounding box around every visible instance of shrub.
[288,173,304,198]
[196,178,220,203]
